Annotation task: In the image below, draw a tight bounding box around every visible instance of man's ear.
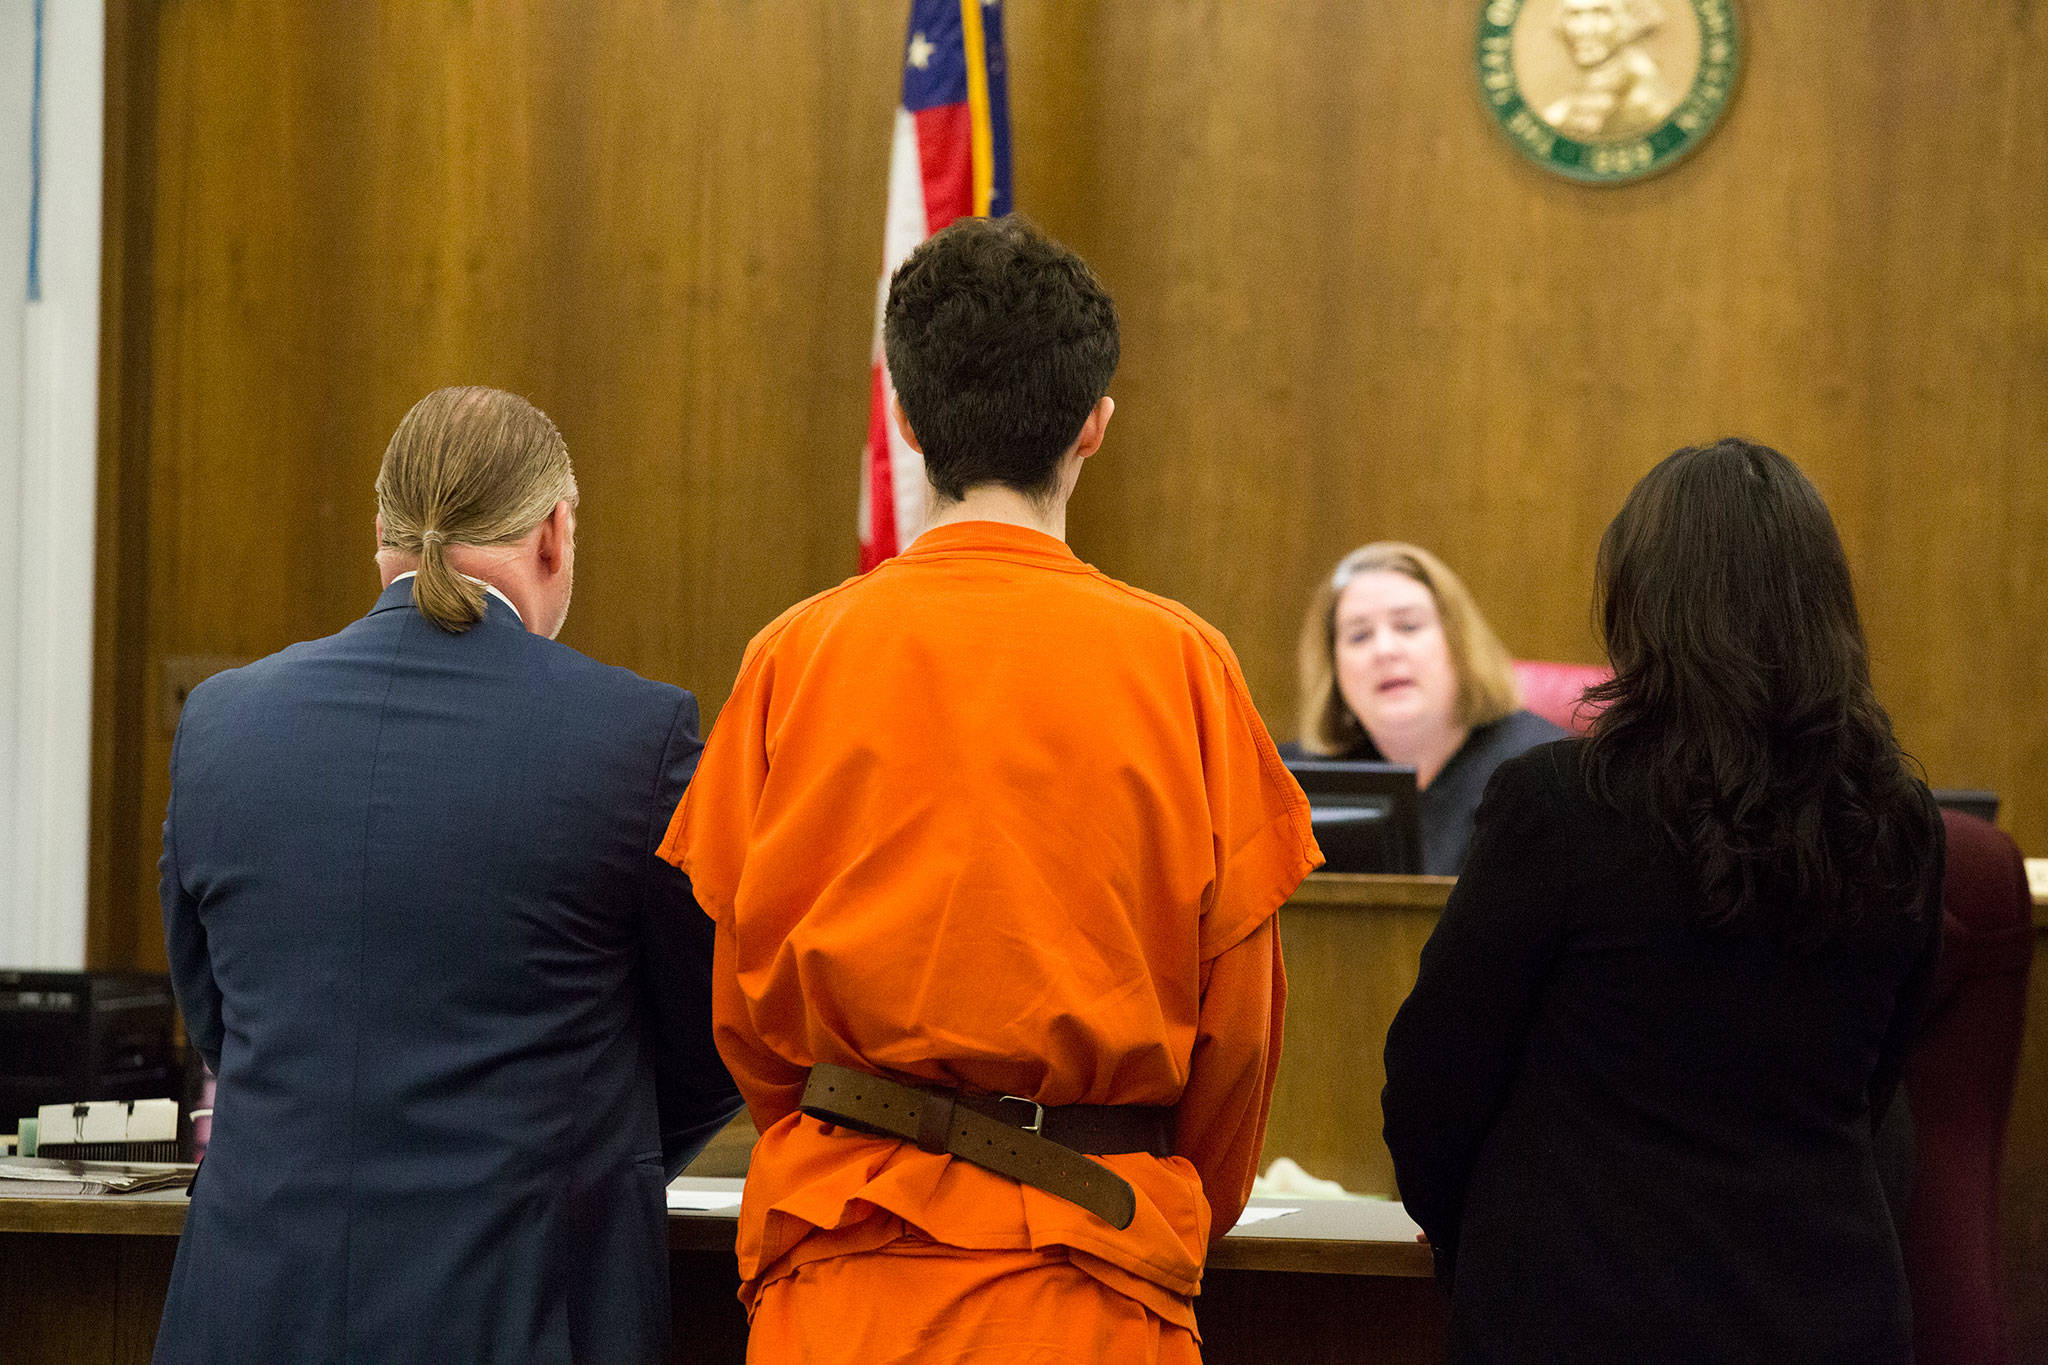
[891,397,925,454]
[1072,396,1115,462]
[374,512,384,547]
[536,500,573,574]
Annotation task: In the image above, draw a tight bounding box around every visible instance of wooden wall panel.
[89,0,159,969]
[2006,940,2048,1355]
[1006,0,2048,841]
[99,1,905,967]
[100,3,2048,958]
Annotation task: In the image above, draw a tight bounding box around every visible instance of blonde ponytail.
[412,529,488,630]
[375,387,576,633]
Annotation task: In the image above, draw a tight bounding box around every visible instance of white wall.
[2,0,104,968]
[0,7,31,944]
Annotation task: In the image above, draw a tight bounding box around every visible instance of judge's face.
[1333,570,1460,751]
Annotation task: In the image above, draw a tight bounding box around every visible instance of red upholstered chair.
[1901,809,2035,1365]
[1510,661,1611,736]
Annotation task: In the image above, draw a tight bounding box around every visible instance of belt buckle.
[998,1094,1045,1136]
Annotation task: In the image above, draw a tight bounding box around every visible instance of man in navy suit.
[155,386,742,1364]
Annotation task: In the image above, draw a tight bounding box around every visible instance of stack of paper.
[0,1156,196,1196]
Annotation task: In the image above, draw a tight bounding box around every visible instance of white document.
[665,1188,744,1212]
[35,1098,179,1145]
[1345,1199,1426,1241]
[1231,1206,1299,1227]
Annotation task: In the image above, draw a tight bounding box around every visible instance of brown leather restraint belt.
[798,1063,1174,1231]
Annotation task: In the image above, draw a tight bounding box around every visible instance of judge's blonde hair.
[375,386,577,633]
[1295,542,1521,756]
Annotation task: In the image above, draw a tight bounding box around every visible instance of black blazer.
[1383,740,1943,1363]
[156,581,743,1365]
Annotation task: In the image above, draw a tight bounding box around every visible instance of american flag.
[859,0,1013,572]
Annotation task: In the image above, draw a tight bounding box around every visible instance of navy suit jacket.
[155,580,742,1365]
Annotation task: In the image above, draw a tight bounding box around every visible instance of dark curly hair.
[1581,439,1939,944]
[883,215,1119,505]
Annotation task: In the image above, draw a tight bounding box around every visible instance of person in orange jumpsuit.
[661,215,1320,1363]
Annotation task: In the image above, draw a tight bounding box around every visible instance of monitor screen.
[1932,788,1998,824]
[1285,759,1423,876]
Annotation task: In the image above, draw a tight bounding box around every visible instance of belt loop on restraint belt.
[914,1088,956,1154]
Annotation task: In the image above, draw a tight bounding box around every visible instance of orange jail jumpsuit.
[661,520,1320,1363]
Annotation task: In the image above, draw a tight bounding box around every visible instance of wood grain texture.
[1263,896,1445,1198]
[88,0,159,971]
[1198,1270,1448,1365]
[0,1191,1430,1272]
[1003,0,2048,852]
[111,1238,178,1365]
[0,1226,1439,1365]
[0,1233,119,1364]
[96,1,2048,941]
[96,0,906,970]
[0,1195,186,1236]
[1207,1232,1435,1279]
[2004,932,2048,1356]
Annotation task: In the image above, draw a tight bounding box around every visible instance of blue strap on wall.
[27,0,45,302]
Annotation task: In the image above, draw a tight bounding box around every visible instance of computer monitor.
[1285,759,1423,875]
[1932,789,1998,824]
[0,971,178,1126]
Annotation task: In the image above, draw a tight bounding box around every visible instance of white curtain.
[2,0,103,968]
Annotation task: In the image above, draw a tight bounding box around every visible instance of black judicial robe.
[155,579,742,1365]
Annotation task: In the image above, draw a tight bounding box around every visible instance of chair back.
[1901,809,2035,1365]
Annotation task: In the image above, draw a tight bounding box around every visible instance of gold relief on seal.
[1517,0,1697,142]
[1477,0,1740,184]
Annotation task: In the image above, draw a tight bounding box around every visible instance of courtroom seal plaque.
[1476,0,1740,184]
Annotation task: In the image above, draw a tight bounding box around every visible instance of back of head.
[883,215,1119,506]
[375,387,576,633]
[1583,438,1937,941]
[1295,541,1521,754]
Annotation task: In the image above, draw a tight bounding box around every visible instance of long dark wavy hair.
[1580,439,1938,942]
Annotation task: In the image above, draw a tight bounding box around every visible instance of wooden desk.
[1262,873,1453,1196]
[0,1184,1442,1365]
[2012,868,2048,1357]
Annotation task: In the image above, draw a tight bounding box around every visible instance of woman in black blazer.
[1382,439,1944,1362]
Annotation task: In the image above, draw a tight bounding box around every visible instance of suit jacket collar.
[368,576,526,631]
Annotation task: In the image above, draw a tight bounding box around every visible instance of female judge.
[1285,542,1566,874]
[1382,439,1944,1362]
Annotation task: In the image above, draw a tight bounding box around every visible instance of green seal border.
[1476,0,1742,185]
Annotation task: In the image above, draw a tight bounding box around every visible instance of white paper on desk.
[666,1188,744,1212]
[1231,1206,1299,1227]
[1346,1199,1426,1241]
